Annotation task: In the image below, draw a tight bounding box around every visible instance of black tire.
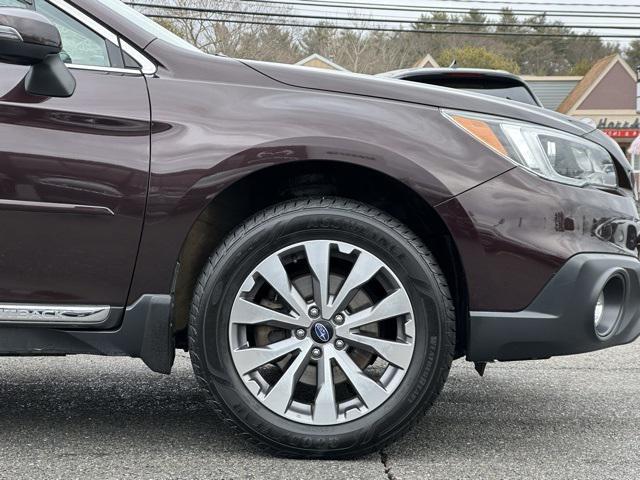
[189,197,455,458]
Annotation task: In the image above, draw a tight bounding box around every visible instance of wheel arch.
[171,160,469,356]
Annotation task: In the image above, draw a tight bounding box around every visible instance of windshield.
[98,0,200,53]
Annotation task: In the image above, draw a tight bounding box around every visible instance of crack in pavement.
[380,449,398,480]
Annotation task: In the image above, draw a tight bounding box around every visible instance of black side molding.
[0,294,175,374]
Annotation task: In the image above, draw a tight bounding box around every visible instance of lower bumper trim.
[468,253,640,361]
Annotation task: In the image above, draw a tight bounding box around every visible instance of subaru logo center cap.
[311,321,334,344]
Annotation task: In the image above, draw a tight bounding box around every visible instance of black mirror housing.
[0,8,75,97]
[0,8,61,65]
[25,53,76,97]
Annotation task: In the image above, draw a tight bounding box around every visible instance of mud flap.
[132,295,175,374]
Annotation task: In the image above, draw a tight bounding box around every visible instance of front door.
[0,0,150,309]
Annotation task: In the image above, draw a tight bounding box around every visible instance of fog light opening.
[594,275,625,340]
[594,292,605,327]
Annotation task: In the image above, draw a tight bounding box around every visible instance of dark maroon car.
[1,0,639,458]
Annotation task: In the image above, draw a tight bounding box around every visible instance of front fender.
[128,71,512,302]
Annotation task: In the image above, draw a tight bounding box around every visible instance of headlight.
[443,110,617,187]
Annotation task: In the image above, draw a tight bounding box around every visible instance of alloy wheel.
[228,239,416,425]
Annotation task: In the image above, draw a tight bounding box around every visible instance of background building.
[295,54,349,72]
[522,76,582,111]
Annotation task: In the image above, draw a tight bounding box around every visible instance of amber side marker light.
[450,114,509,157]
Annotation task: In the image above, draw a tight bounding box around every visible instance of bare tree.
[136,2,625,76]
[140,0,296,58]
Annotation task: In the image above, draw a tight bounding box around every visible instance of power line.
[283,0,640,10]
[231,0,640,18]
[143,13,640,38]
[128,3,640,30]
[126,0,640,18]
[359,0,640,7]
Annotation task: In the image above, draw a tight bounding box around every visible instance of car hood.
[242,60,595,137]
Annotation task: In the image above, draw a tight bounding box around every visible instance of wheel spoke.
[338,289,412,331]
[333,349,388,409]
[339,333,413,369]
[231,297,310,329]
[232,336,303,375]
[255,254,308,316]
[326,250,384,318]
[304,241,331,314]
[262,340,313,415]
[312,348,337,423]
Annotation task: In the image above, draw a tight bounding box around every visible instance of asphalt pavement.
[0,342,638,479]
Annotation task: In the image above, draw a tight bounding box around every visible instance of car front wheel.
[189,197,455,457]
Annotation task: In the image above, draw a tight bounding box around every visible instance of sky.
[288,0,639,48]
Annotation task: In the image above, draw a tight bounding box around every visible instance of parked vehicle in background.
[380,67,543,107]
[1,0,639,459]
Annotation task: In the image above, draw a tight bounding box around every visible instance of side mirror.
[0,8,75,97]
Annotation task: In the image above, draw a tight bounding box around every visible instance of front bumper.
[468,253,640,361]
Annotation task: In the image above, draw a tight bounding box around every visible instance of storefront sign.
[597,117,640,139]
[601,129,640,138]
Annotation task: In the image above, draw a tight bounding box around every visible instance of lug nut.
[311,347,322,358]
[308,306,320,318]
[295,328,306,339]
[333,313,344,325]
[335,339,345,350]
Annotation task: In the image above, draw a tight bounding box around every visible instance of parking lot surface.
[0,343,638,479]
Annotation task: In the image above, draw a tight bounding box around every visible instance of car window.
[33,0,111,67]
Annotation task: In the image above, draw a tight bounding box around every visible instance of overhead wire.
[141,12,640,38]
[231,0,640,18]
[127,2,640,29]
